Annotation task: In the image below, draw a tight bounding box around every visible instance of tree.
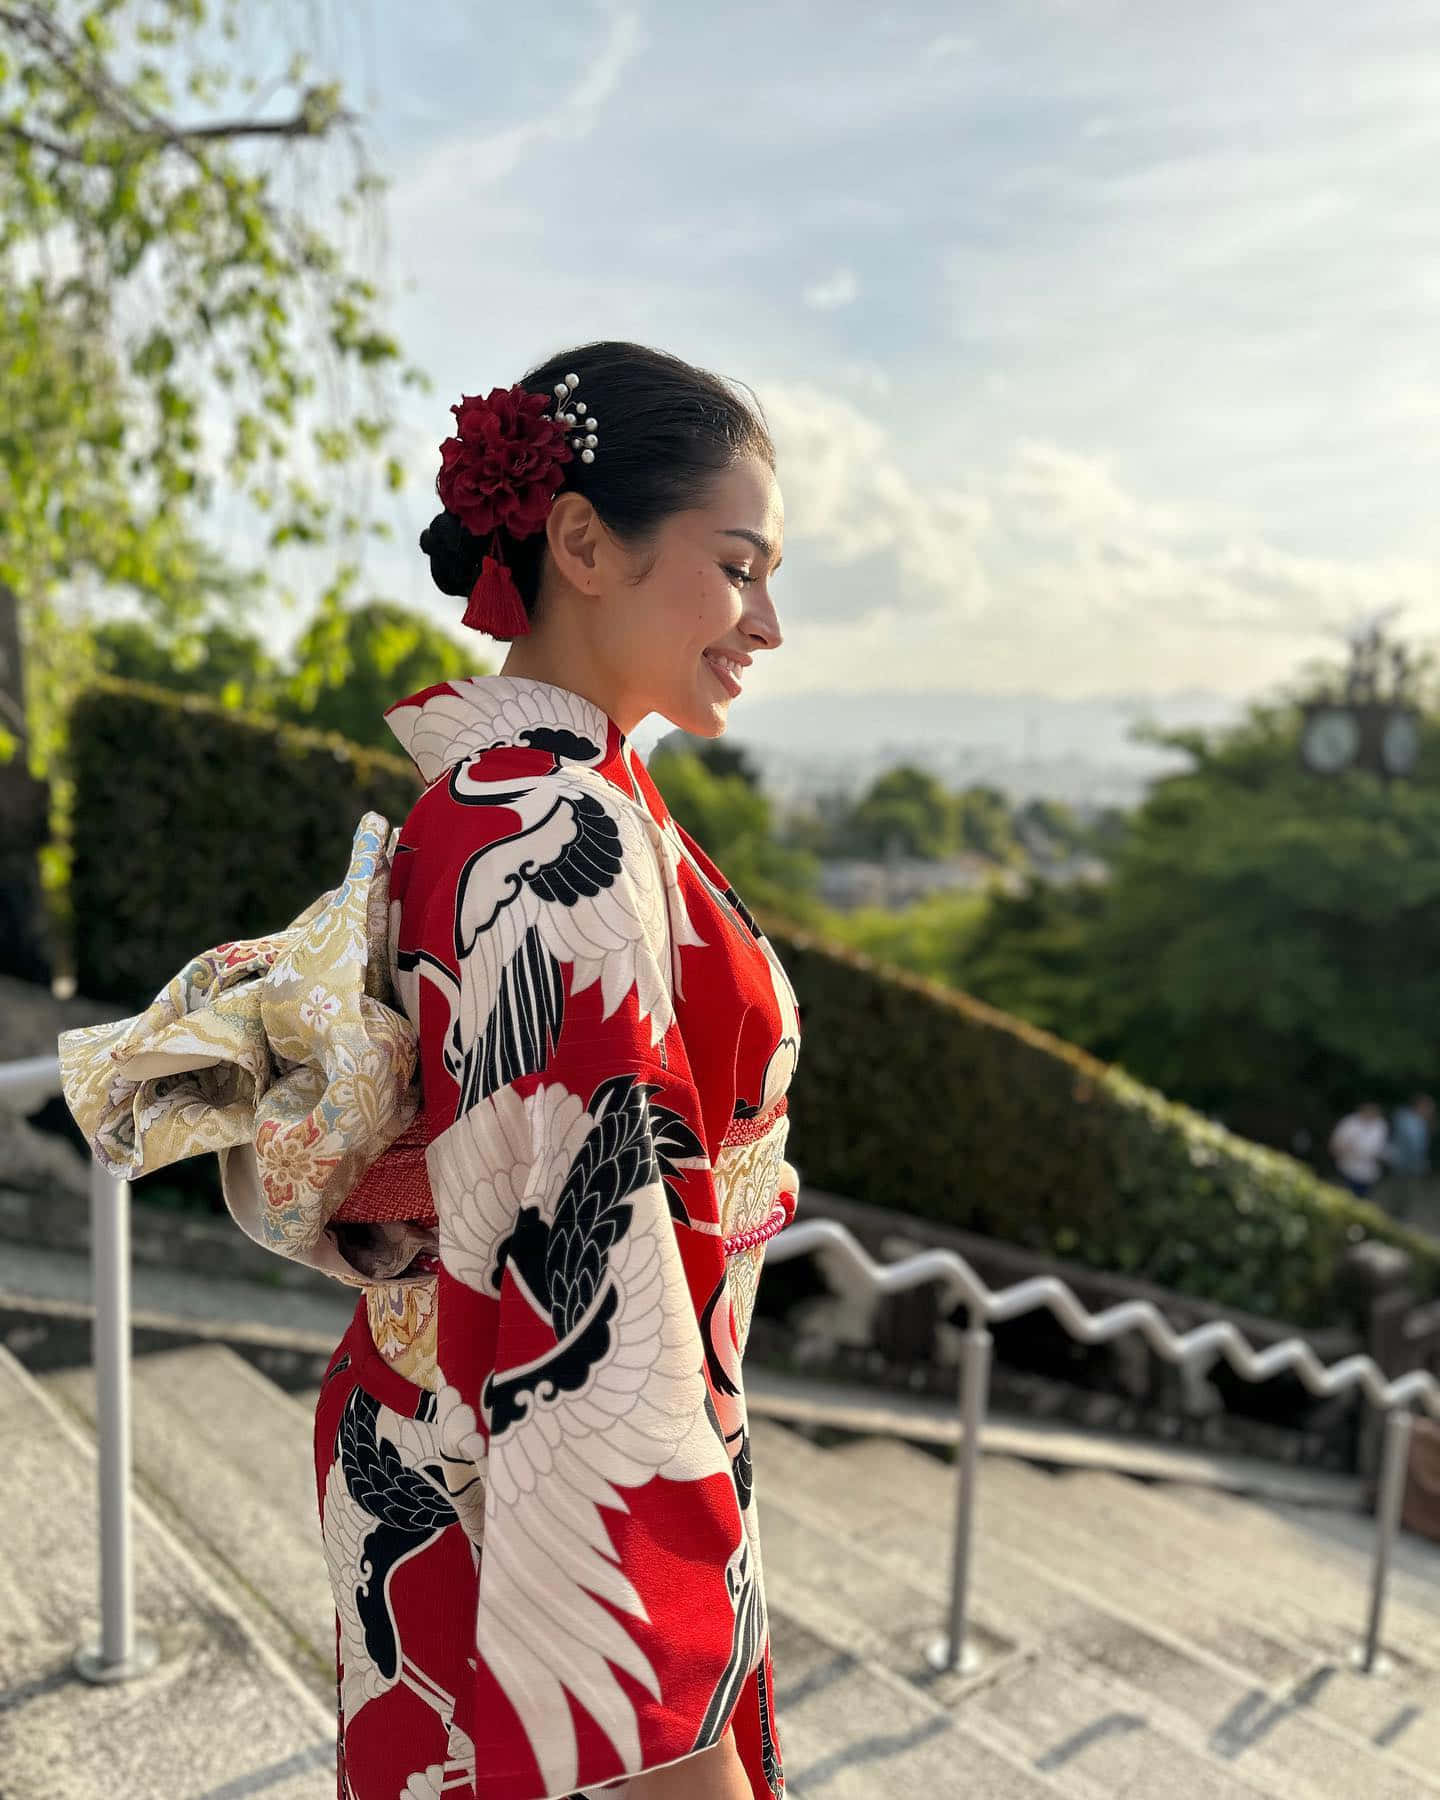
[647,747,820,924]
[1,0,420,774]
[93,616,281,705]
[947,880,1104,1038]
[1083,699,1440,1148]
[651,727,762,789]
[953,783,1023,863]
[278,599,482,751]
[824,888,989,988]
[91,601,483,750]
[844,764,955,860]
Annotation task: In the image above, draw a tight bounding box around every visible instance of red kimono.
[314,675,802,1800]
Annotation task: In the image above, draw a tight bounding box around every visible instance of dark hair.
[419,340,773,622]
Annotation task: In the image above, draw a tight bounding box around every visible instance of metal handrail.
[766,1216,1439,1677]
[0,1053,156,1682]
[6,1049,1436,1687]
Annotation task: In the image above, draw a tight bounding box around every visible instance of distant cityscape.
[643,686,1246,812]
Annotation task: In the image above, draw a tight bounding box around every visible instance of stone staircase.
[14,1340,1440,1798]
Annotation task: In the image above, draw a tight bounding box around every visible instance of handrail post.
[928,1320,991,1676]
[1359,1406,1413,1675]
[73,1161,157,1684]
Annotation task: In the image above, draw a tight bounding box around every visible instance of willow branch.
[0,6,347,157]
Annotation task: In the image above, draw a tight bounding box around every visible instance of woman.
[64,341,800,1800]
[324,340,800,1800]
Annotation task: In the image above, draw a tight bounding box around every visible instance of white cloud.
[1001,443,1188,543]
[394,6,647,195]
[265,1,1440,708]
[743,395,1439,698]
[803,269,860,311]
[761,385,991,624]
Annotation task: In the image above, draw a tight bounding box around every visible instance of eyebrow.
[720,527,783,571]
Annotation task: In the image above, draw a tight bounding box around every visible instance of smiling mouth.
[703,651,744,698]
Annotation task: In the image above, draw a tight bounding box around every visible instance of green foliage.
[1015,794,1112,858]
[646,746,822,924]
[277,597,480,751]
[809,767,1028,865]
[89,600,482,747]
[946,881,1106,1040]
[1080,702,1440,1147]
[1,0,421,776]
[68,678,420,1003]
[841,679,1440,1155]
[843,764,955,860]
[828,881,1103,1042]
[824,889,989,987]
[762,920,1440,1324]
[653,729,762,789]
[952,783,1022,863]
[65,679,1431,1322]
[93,616,282,705]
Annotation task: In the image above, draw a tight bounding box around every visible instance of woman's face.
[603,453,785,738]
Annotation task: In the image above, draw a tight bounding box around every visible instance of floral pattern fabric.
[57,815,422,1286]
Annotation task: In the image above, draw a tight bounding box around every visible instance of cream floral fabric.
[57,813,420,1286]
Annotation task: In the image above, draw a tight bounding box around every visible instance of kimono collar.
[382,675,629,786]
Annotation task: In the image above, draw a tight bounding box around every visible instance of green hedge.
[763,924,1440,1325]
[69,679,421,1006]
[67,681,1440,1323]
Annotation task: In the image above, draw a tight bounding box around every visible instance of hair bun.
[420,509,484,599]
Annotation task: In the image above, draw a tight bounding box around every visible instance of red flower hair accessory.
[435,379,582,638]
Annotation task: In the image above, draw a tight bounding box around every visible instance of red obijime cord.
[723,1190,797,1259]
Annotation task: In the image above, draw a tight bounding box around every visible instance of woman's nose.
[745,591,783,651]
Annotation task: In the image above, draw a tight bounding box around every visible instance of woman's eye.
[723,564,757,587]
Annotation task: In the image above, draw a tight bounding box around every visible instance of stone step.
[832,1437,1310,1684]
[833,1432,1440,1694]
[928,1432,1432,1656]
[1043,1450,1429,1670]
[0,1344,333,1800]
[1056,1462,1440,1647]
[757,1499,1275,1799]
[966,1644,1286,1800]
[42,1344,334,1703]
[1039,1467,1440,1742]
[745,1367,1363,1507]
[1189,1481,1440,1615]
[752,1423,1327,1800]
[832,1433,1440,1766]
[1091,1466,1433,1613]
[769,1608,1072,1799]
[752,1421,1440,1800]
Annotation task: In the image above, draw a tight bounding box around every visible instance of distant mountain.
[642,687,1246,810]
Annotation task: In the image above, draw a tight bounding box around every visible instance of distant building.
[818,853,1028,913]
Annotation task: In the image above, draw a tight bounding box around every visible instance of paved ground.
[5,1241,1439,1798]
[0,1345,334,1800]
[0,1240,355,1340]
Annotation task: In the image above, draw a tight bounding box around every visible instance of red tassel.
[461,552,530,638]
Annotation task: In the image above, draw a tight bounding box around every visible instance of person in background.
[1380,1093,1435,1223]
[1328,1101,1389,1199]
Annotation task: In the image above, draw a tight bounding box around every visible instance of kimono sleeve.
[417,775,752,1800]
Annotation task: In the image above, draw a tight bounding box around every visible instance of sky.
[256,0,1440,713]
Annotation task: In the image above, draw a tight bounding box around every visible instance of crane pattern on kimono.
[393,764,685,1126]
[324,1383,456,1723]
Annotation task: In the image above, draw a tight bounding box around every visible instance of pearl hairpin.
[551,371,599,463]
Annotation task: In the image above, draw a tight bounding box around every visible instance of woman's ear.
[544,491,602,592]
